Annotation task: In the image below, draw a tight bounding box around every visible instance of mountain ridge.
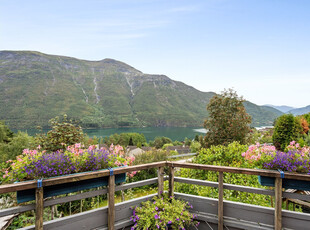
[0,50,281,129]
[264,104,310,115]
[288,105,310,115]
[263,104,295,113]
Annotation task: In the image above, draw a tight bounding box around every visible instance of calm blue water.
[15,127,207,142]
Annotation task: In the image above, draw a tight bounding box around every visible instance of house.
[166,145,191,154]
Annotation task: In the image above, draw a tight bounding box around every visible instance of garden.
[0,91,310,229]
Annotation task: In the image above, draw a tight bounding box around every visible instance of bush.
[190,141,201,153]
[0,121,35,163]
[131,194,199,229]
[175,142,272,207]
[36,115,84,152]
[272,114,303,150]
[104,133,147,147]
[0,131,36,162]
[150,137,172,149]
[128,150,171,183]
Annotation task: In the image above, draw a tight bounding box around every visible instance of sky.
[1,0,310,108]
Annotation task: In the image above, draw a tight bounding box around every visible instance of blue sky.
[1,0,310,107]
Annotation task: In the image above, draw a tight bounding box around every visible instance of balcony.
[0,161,310,230]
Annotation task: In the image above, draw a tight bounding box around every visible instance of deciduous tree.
[204,89,252,147]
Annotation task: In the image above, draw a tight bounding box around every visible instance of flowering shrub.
[131,194,199,229]
[242,141,310,174]
[262,150,310,173]
[241,143,276,163]
[3,143,136,182]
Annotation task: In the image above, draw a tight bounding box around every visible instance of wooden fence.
[0,161,310,230]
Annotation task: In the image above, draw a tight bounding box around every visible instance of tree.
[104,133,147,147]
[151,137,172,149]
[36,115,84,152]
[0,122,35,162]
[204,89,252,147]
[0,121,13,143]
[272,114,303,150]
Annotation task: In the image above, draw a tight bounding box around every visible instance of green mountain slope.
[0,51,280,129]
[288,105,310,115]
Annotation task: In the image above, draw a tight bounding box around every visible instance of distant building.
[126,146,144,157]
[166,145,190,154]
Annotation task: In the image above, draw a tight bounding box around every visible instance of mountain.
[246,103,283,126]
[288,106,310,115]
[264,104,310,116]
[264,105,295,113]
[0,51,281,129]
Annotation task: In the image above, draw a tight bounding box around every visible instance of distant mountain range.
[264,105,310,115]
[264,105,295,113]
[0,51,282,129]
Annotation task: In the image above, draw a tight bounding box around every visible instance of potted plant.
[131,194,199,229]
[242,142,310,190]
[2,143,135,203]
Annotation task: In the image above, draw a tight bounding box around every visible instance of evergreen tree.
[272,114,302,150]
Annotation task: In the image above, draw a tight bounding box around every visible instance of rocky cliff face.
[0,51,280,129]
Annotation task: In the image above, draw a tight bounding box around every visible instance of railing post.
[35,187,44,230]
[218,172,224,230]
[168,166,175,197]
[158,167,164,196]
[274,177,282,230]
[108,174,115,230]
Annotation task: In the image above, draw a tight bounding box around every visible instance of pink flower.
[23,149,29,155]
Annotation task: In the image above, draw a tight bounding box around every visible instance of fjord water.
[85,127,206,141]
[17,127,206,142]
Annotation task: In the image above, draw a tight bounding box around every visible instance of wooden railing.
[0,161,310,230]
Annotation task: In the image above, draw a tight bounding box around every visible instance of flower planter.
[16,168,126,203]
[258,174,310,191]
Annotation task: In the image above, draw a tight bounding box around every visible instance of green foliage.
[150,136,172,149]
[176,142,272,207]
[0,121,14,143]
[128,150,171,183]
[0,121,35,163]
[132,194,198,229]
[35,115,84,152]
[162,143,174,150]
[184,137,192,146]
[247,128,273,145]
[172,140,182,146]
[204,89,252,147]
[104,132,147,147]
[190,141,201,153]
[0,131,36,163]
[303,113,310,126]
[303,133,310,146]
[272,114,303,150]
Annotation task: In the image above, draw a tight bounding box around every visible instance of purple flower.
[154,214,159,219]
